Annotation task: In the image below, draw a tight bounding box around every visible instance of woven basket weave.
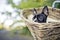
[21,7,60,40]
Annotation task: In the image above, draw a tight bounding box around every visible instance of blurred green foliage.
[8,0,17,8]
[11,26,31,36]
[8,0,55,9]
[20,27,31,36]
[55,3,60,9]
[20,0,55,9]
[8,0,60,9]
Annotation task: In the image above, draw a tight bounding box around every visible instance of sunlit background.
[0,0,60,40]
[0,0,26,30]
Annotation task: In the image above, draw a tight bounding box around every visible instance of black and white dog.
[33,6,49,23]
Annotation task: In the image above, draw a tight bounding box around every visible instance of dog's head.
[42,6,49,16]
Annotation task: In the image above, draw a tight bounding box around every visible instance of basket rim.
[20,7,60,25]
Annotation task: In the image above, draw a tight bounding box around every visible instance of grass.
[20,27,32,36]
[10,26,32,36]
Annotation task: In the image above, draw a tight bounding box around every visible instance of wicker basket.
[21,7,60,40]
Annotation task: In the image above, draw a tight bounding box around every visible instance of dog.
[33,6,49,23]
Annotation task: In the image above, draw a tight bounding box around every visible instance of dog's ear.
[33,8,37,15]
[43,6,49,15]
[34,8,37,13]
[43,6,48,11]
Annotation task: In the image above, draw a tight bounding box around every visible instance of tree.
[8,0,55,9]
[20,0,55,9]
